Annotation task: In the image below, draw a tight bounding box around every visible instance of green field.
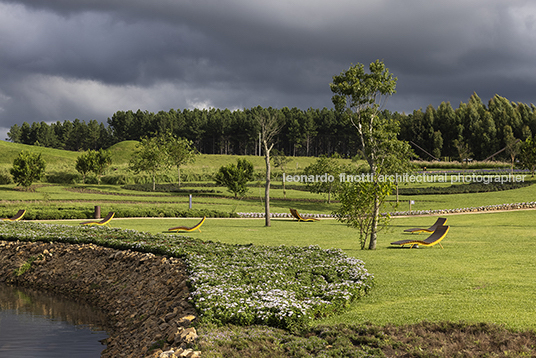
[3,140,536,356]
[38,210,536,331]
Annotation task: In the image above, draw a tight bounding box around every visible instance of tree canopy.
[10,151,46,188]
[214,158,255,198]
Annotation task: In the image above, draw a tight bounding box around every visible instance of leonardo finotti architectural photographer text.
[283,173,526,185]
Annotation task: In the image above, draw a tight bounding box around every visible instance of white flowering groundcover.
[0,222,373,330]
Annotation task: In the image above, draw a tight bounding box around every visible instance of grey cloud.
[1,0,536,132]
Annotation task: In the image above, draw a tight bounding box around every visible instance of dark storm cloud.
[1,0,536,140]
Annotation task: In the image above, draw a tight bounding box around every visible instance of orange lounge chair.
[403,217,447,234]
[80,212,115,227]
[391,225,450,249]
[168,216,206,232]
[289,208,320,222]
[1,209,26,221]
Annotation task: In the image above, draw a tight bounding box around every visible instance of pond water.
[0,283,109,358]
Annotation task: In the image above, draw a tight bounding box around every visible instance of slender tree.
[519,136,536,176]
[330,60,397,249]
[129,136,169,191]
[93,149,112,184]
[256,112,281,226]
[165,134,197,186]
[75,151,95,184]
[303,155,344,204]
[272,149,291,198]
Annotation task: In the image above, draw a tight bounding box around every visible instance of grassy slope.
[0,139,328,176]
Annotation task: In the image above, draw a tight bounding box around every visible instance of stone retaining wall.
[0,240,201,358]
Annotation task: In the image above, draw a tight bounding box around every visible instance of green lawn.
[3,139,536,332]
[41,209,536,331]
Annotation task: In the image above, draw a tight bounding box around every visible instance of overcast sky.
[2,0,536,141]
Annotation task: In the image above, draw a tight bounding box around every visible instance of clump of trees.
[128,133,197,191]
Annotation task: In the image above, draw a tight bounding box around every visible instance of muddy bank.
[0,240,201,358]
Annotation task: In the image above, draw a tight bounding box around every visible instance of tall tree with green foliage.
[303,155,344,204]
[129,136,169,191]
[214,158,254,199]
[519,136,536,176]
[504,126,521,176]
[10,151,46,189]
[75,151,95,184]
[93,149,112,184]
[165,134,197,186]
[330,59,397,250]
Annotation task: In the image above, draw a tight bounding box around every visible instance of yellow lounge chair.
[403,217,447,233]
[1,209,26,221]
[80,212,115,227]
[289,208,320,222]
[391,225,450,249]
[168,216,206,232]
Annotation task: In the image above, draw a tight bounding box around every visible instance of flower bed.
[0,222,373,331]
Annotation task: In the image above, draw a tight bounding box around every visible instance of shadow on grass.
[195,321,536,358]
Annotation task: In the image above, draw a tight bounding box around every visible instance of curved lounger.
[168,216,206,232]
[1,209,26,221]
[80,212,115,227]
[391,225,449,249]
[403,217,447,234]
[289,208,319,222]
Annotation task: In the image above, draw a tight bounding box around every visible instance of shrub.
[46,172,81,184]
[0,168,13,184]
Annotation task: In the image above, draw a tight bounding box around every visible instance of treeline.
[398,93,536,161]
[7,93,536,161]
[6,106,356,156]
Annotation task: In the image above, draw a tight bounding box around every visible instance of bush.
[46,172,81,184]
[0,169,13,184]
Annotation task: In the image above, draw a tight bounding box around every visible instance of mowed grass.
[43,209,536,331]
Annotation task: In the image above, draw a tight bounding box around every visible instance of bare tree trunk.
[368,195,380,250]
[177,166,181,187]
[264,141,273,227]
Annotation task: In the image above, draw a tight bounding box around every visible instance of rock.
[178,327,198,345]
[160,350,178,358]
[178,315,196,327]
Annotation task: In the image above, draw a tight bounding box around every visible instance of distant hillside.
[0,140,326,174]
[0,140,138,169]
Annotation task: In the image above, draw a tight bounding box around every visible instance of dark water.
[0,283,109,358]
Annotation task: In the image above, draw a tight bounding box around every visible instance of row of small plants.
[122,183,221,194]
[0,207,238,220]
[415,160,511,170]
[0,221,373,331]
[398,181,532,195]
